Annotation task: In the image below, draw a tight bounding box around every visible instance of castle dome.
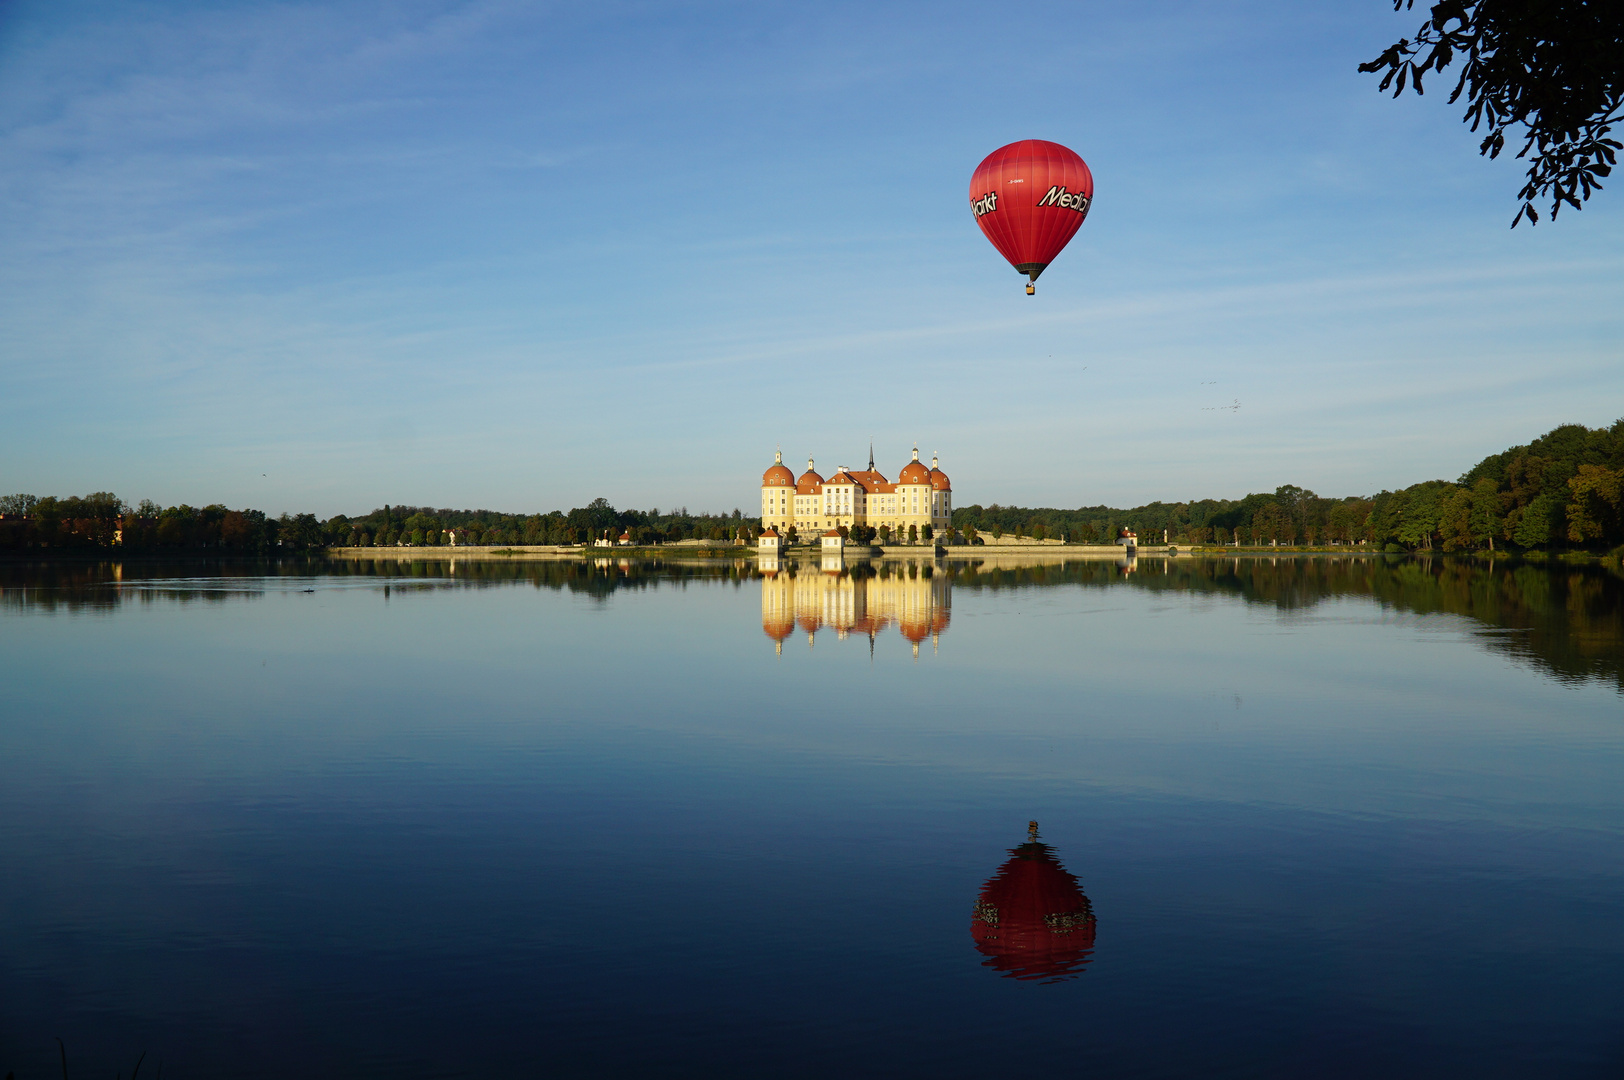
[899,445,930,485]
[797,455,825,494]
[930,452,951,491]
[763,450,794,487]
[900,614,932,644]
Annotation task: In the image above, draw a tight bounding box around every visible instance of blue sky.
[2,0,1620,517]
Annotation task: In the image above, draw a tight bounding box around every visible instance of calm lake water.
[2,554,1621,1078]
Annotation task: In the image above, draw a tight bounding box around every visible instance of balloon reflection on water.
[971,822,1097,983]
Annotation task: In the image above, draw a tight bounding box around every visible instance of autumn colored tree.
[1468,478,1503,549]
[1439,486,1475,550]
[1567,464,1622,544]
[1252,503,1283,545]
[221,511,254,549]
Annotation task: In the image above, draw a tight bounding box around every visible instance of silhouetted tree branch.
[1360,0,1623,226]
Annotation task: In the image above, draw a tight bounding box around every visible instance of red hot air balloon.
[969,140,1094,294]
[970,821,1096,982]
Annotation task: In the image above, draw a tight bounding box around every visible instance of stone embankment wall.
[325,542,1175,562]
[329,545,581,559]
[326,542,745,560]
[943,544,1172,559]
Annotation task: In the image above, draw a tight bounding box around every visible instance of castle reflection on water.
[759,555,950,656]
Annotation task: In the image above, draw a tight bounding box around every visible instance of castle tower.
[761,449,795,532]
[929,452,952,536]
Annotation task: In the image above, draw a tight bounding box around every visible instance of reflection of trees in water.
[947,556,1624,691]
[0,556,761,612]
[326,557,760,598]
[5,556,1619,690]
[0,559,314,613]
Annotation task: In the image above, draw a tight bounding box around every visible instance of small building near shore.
[821,529,844,552]
[758,527,782,553]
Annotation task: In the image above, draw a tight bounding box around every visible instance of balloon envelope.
[969,139,1093,285]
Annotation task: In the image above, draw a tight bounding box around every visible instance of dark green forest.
[4,418,1621,554]
[0,493,756,552]
[951,418,1624,554]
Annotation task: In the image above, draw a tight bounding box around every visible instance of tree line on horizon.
[952,419,1624,554]
[4,419,1621,555]
[0,494,756,553]
[331,500,755,548]
[0,494,326,553]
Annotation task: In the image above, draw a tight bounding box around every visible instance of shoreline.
[1,546,1611,566]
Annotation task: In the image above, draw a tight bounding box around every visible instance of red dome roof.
[898,446,931,484]
[763,451,794,487]
[797,468,824,494]
[930,468,951,491]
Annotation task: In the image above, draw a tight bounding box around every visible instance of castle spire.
[911,444,920,462]
[775,448,782,464]
[868,439,874,472]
